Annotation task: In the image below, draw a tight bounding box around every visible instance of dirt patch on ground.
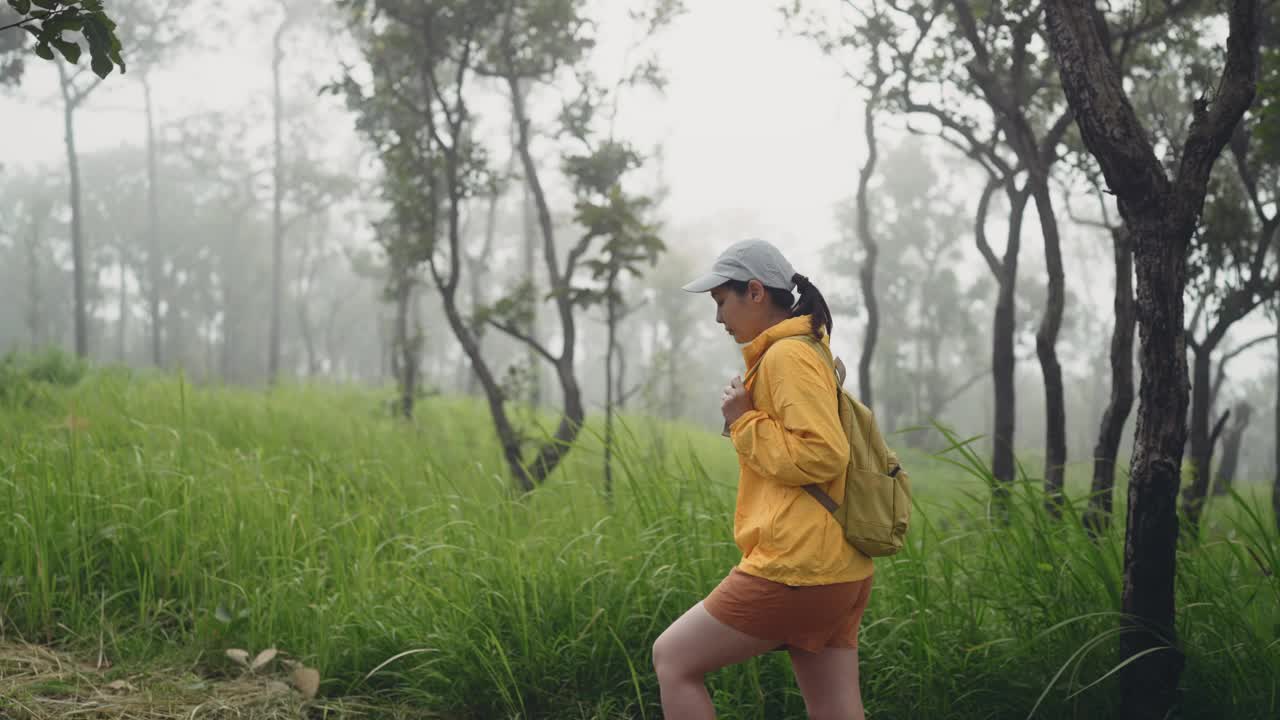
[0,642,408,720]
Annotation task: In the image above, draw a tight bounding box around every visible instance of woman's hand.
[721,375,754,429]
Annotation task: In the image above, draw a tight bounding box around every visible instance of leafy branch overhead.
[2,0,125,78]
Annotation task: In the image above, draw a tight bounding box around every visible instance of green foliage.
[0,348,86,408]
[2,0,125,78]
[0,375,1275,717]
[473,279,538,336]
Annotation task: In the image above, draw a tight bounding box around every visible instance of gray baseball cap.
[682,239,797,293]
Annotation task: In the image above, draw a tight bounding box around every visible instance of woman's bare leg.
[788,646,864,720]
[652,601,779,719]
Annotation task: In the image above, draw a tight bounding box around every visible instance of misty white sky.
[0,0,1273,381]
[1,0,863,272]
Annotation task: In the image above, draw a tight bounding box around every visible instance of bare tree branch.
[488,319,559,366]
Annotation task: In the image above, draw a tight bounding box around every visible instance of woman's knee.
[651,629,684,680]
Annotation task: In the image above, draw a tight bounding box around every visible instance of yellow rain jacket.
[727,315,874,586]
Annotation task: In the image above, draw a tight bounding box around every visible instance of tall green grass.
[0,367,1276,719]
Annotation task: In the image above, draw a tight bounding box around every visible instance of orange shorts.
[703,567,873,654]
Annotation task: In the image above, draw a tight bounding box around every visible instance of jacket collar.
[742,315,829,369]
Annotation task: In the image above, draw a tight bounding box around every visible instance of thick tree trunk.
[1121,213,1194,719]
[143,76,163,368]
[58,63,88,359]
[1031,178,1068,517]
[1045,1,1259,717]
[1086,227,1136,535]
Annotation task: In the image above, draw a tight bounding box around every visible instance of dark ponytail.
[791,273,833,339]
[722,274,834,339]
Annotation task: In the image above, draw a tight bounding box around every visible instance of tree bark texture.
[1044,1,1260,717]
[1030,177,1069,516]
[990,184,1028,493]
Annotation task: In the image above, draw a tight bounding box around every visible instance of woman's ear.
[747,279,765,303]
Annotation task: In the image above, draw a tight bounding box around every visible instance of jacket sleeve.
[728,342,850,487]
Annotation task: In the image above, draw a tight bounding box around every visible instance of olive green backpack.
[745,334,912,557]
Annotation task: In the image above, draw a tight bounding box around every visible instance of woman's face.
[710,280,770,344]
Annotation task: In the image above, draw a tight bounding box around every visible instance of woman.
[652,239,873,720]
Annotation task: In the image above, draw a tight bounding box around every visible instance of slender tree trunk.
[297,278,319,378]
[1086,227,1136,535]
[991,186,1028,493]
[143,75,163,367]
[1185,306,1271,526]
[58,63,88,359]
[604,271,618,498]
[1030,177,1068,516]
[507,74,587,485]
[616,342,628,409]
[377,311,390,384]
[1184,347,1216,528]
[1274,328,1280,533]
[220,293,234,381]
[268,17,288,385]
[393,277,416,418]
[465,172,504,397]
[666,322,684,420]
[855,88,880,410]
[117,259,127,362]
[25,216,43,350]
[522,174,542,407]
[164,298,183,368]
[303,250,322,378]
[323,295,343,378]
[1214,403,1250,496]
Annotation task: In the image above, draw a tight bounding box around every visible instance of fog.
[2,0,1276,485]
